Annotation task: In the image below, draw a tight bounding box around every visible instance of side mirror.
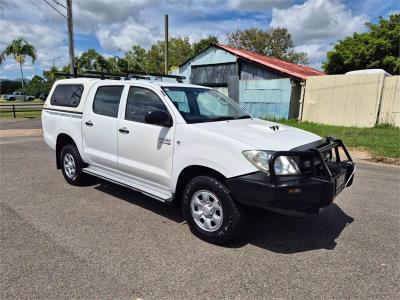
[144,110,172,127]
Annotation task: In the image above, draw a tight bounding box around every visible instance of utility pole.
[66,0,75,75]
[164,14,168,74]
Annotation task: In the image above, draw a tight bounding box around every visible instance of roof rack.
[54,70,186,83]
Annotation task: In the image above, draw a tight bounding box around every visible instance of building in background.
[172,44,323,119]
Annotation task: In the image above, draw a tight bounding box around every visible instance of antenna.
[118,48,150,77]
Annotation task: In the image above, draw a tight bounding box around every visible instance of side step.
[83,165,173,203]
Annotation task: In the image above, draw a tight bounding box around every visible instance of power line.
[41,0,67,19]
[51,0,67,9]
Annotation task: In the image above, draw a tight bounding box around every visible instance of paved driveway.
[1,136,399,299]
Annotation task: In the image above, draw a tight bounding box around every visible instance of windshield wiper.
[236,115,252,119]
[211,116,236,122]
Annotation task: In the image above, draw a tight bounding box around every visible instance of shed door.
[239,79,292,119]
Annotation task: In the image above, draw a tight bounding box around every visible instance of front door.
[82,84,125,169]
[117,86,175,188]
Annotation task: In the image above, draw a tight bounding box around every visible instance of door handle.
[119,127,130,134]
[85,120,93,127]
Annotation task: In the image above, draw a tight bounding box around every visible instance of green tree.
[323,14,400,75]
[125,45,148,73]
[106,56,129,73]
[2,37,37,90]
[76,49,99,73]
[168,37,193,70]
[192,35,219,54]
[75,49,112,73]
[21,75,46,97]
[43,66,59,92]
[93,54,111,73]
[227,27,308,64]
[267,28,308,64]
[146,41,165,73]
[0,79,22,94]
[146,37,193,73]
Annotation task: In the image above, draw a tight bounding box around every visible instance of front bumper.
[226,137,355,217]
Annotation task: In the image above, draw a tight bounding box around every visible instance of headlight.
[242,150,301,175]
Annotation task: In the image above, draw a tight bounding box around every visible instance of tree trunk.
[19,61,25,100]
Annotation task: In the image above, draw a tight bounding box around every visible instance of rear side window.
[50,84,84,107]
[93,86,124,118]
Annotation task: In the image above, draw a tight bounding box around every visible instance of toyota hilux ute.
[42,75,355,245]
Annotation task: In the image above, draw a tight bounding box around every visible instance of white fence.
[300,74,399,127]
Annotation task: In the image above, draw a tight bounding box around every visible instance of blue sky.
[0,0,398,80]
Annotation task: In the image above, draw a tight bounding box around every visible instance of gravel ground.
[1,136,399,299]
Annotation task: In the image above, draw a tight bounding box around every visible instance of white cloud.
[172,17,267,45]
[0,20,64,50]
[96,20,162,51]
[228,0,292,11]
[36,47,70,69]
[73,0,152,31]
[270,0,368,45]
[0,61,35,71]
[0,20,68,67]
[0,19,67,78]
[270,0,369,69]
[386,10,399,17]
[0,0,387,75]
[294,44,330,70]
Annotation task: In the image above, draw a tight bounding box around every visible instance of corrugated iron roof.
[178,43,324,80]
[216,44,324,80]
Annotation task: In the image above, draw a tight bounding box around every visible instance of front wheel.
[60,144,86,185]
[182,176,244,245]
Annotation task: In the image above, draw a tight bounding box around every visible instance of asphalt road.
[1,135,399,299]
[0,118,42,130]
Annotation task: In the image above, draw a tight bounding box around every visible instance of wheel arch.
[174,165,226,202]
[56,133,77,169]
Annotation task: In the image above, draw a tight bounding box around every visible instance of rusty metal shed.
[172,44,323,119]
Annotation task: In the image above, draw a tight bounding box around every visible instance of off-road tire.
[60,144,86,186]
[182,175,244,245]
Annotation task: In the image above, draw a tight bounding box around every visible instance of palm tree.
[2,38,37,90]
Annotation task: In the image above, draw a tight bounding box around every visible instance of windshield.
[162,87,251,124]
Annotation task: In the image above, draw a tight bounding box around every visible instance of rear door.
[82,83,126,169]
[117,85,175,188]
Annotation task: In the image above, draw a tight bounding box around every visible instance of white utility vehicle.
[3,91,34,101]
[42,73,355,244]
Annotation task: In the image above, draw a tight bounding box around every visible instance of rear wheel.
[182,176,244,245]
[60,144,86,185]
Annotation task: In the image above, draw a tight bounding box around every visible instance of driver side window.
[125,87,169,123]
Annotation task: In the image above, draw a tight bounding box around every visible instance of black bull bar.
[268,137,355,185]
